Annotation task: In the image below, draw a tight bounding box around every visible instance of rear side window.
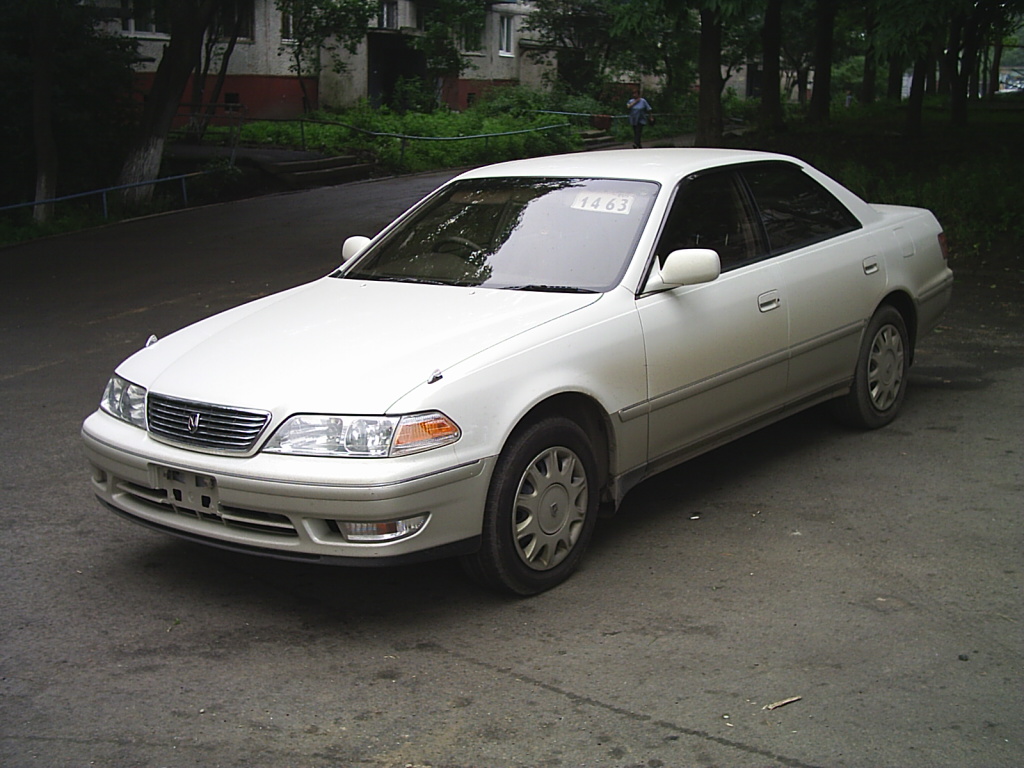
[742,164,860,255]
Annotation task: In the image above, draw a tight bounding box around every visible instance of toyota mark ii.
[82,149,953,594]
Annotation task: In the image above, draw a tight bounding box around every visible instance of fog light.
[337,514,428,542]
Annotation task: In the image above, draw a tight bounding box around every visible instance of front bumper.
[82,411,494,564]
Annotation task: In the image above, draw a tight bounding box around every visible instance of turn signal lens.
[392,413,461,456]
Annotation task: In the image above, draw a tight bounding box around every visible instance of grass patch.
[234,101,581,173]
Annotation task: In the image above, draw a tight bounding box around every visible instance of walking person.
[627,89,653,148]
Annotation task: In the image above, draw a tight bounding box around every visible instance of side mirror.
[651,248,721,289]
[341,235,372,263]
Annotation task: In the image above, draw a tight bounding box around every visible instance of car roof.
[455,148,797,186]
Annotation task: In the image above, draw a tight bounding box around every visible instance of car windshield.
[337,177,659,292]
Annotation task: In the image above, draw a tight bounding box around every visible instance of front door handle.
[758,290,781,313]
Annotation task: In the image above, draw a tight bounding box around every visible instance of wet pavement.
[1,171,1022,767]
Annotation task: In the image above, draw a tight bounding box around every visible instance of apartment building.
[101,0,552,117]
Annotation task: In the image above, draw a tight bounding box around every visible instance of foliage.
[0,0,138,205]
[275,0,375,76]
[610,0,698,102]
[411,0,489,82]
[388,77,440,114]
[234,96,579,173]
[472,84,550,116]
[524,0,624,96]
[745,106,1024,268]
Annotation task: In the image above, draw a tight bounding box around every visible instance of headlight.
[100,375,147,429]
[263,411,460,458]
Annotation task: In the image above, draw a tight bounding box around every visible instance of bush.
[236,96,578,173]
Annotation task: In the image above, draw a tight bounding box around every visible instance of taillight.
[938,232,949,263]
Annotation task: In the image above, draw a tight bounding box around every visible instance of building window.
[498,15,514,56]
[281,12,293,41]
[379,1,398,29]
[215,0,255,41]
[460,20,483,53]
[119,0,170,36]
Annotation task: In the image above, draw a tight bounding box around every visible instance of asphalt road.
[1,171,1021,768]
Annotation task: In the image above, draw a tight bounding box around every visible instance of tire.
[462,416,600,596]
[833,304,910,429]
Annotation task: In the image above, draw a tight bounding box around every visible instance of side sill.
[607,383,849,508]
[99,499,481,566]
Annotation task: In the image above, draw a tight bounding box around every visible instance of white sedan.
[82,149,953,595]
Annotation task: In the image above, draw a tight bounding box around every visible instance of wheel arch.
[878,290,918,362]
[507,392,615,510]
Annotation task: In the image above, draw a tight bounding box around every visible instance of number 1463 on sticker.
[570,192,635,215]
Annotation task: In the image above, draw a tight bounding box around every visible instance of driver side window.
[656,171,763,272]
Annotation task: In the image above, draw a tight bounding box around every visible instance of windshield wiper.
[344,274,449,286]
[504,284,598,294]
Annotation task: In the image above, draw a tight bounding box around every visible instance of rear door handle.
[758,290,781,313]
[863,257,880,275]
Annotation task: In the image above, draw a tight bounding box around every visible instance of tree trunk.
[796,68,810,104]
[808,0,836,124]
[905,56,928,138]
[861,9,877,104]
[32,2,58,224]
[759,0,785,132]
[695,7,723,147]
[938,15,961,96]
[206,31,239,115]
[988,37,1004,97]
[118,0,221,209]
[886,54,904,101]
[950,12,980,127]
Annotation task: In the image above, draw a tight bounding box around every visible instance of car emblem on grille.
[187,412,202,434]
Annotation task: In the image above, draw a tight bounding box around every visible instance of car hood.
[119,277,600,414]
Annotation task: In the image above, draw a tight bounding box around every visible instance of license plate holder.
[158,467,220,515]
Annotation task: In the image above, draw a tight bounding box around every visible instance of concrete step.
[257,154,375,188]
[579,130,620,151]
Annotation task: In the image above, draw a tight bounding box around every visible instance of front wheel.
[462,417,599,596]
[833,305,910,429]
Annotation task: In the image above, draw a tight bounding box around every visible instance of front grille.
[147,394,270,452]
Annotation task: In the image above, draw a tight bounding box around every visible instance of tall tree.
[947,0,1024,124]
[413,0,490,98]
[31,1,58,223]
[872,0,948,133]
[117,0,223,207]
[807,0,837,123]
[696,6,724,145]
[611,0,698,108]
[1,0,136,214]
[780,0,817,104]
[275,0,375,112]
[759,0,785,132]
[856,1,880,104]
[524,0,623,96]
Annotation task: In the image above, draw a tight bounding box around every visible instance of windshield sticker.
[570,193,635,215]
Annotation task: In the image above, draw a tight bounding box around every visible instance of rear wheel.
[462,417,599,595]
[833,304,909,429]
